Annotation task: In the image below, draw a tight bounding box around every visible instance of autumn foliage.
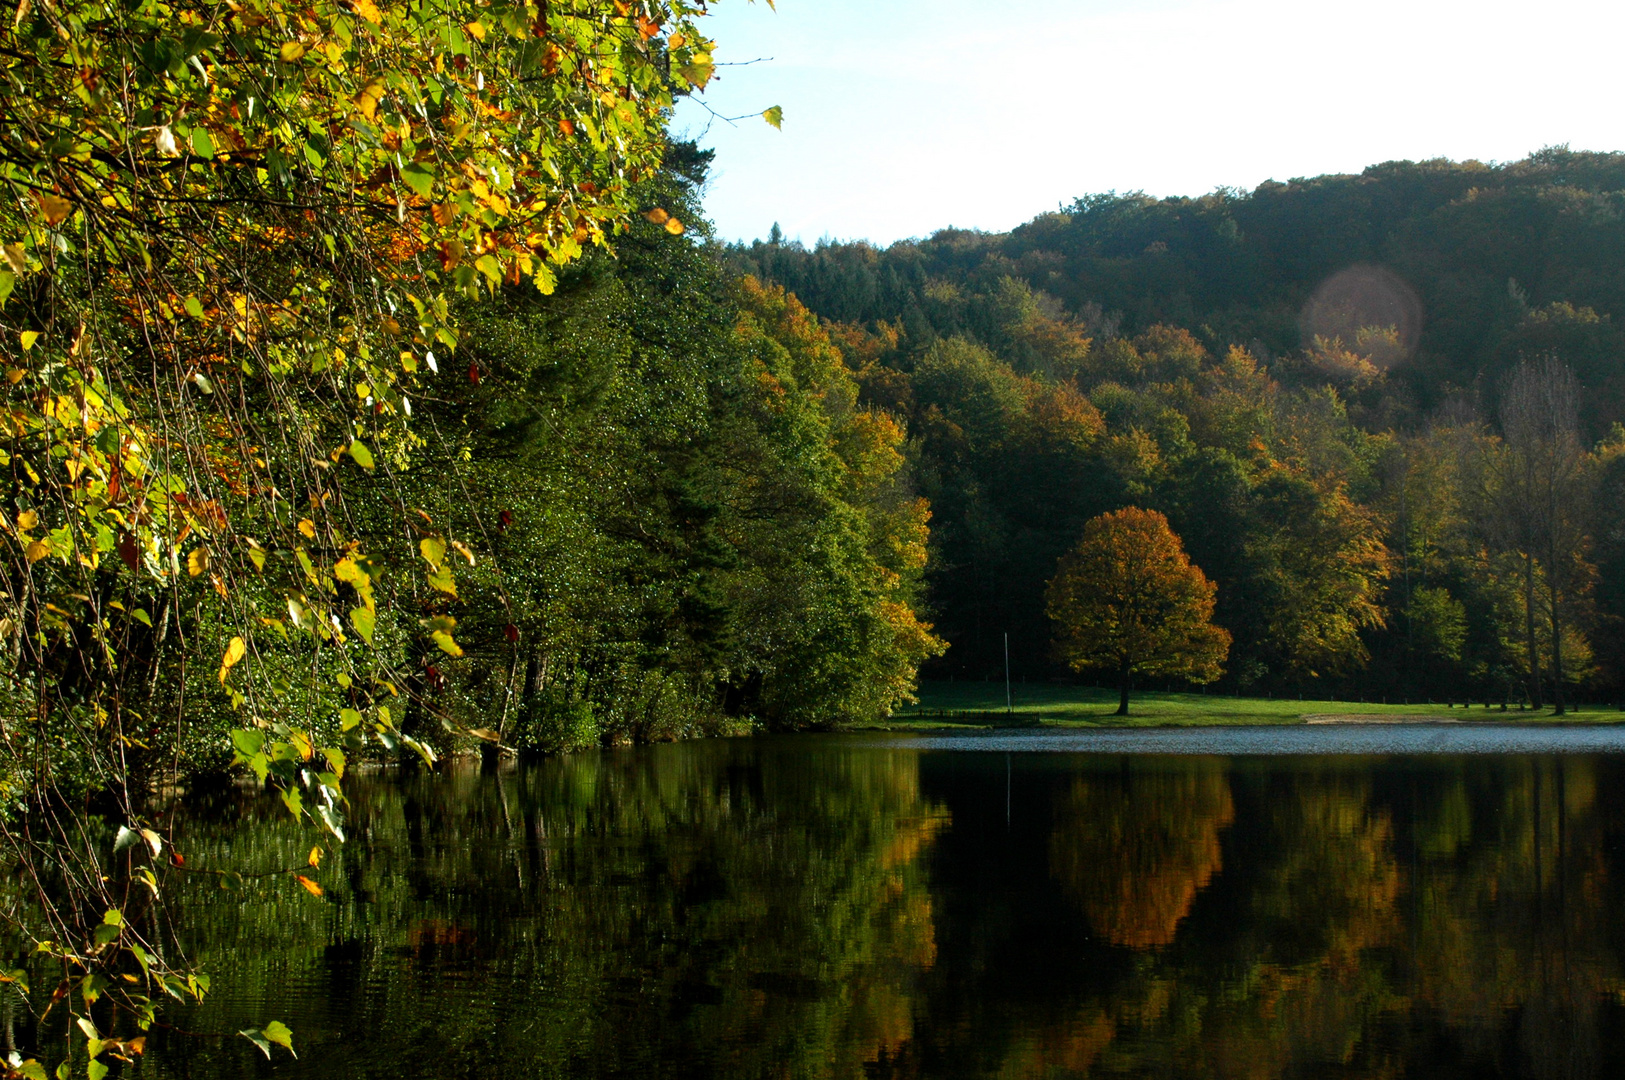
[1046,508,1230,714]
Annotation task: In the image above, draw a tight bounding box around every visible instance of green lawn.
[856,680,1625,729]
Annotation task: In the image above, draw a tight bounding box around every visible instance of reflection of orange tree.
[1012,763,1625,1078]
[1024,769,1404,1078]
[1049,760,1235,949]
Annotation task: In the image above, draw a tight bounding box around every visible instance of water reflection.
[140,740,1625,1078]
[1050,761,1234,949]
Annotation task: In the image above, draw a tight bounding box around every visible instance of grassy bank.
[857,681,1625,729]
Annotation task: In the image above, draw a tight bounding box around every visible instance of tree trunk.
[1117,668,1131,716]
[1524,551,1543,709]
[1550,583,1566,715]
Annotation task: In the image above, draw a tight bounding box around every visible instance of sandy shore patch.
[1302,714,1463,724]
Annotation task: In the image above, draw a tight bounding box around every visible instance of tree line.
[730,153,1625,706]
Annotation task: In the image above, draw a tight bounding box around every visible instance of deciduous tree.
[1045,507,1229,715]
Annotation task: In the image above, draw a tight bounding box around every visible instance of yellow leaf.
[664,217,684,236]
[298,518,316,539]
[295,875,323,897]
[463,19,485,40]
[218,635,245,683]
[450,539,476,565]
[24,540,47,563]
[354,78,385,120]
[279,41,306,62]
[33,192,71,225]
[19,331,39,351]
[6,369,24,384]
[16,510,37,531]
[186,546,209,577]
[352,0,381,23]
[308,846,321,868]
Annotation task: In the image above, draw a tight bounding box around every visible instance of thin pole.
[1004,632,1012,716]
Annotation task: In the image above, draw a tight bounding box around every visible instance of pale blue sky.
[672,0,1625,245]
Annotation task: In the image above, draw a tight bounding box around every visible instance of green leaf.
[239,1029,272,1058]
[400,162,435,198]
[263,1021,296,1057]
[533,263,557,295]
[426,564,456,596]
[349,606,375,643]
[339,707,362,731]
[87,1061,108,1080]
[762,105,784,130]
[0,271,13,307]
[430,629,463,657]
[16,1060,46,1080]
[114,826,141,853]
[347,440,375,469]
[230,729,266,759]
[183,295,204,319]
[418,537,446,567]
[190,127,216,158]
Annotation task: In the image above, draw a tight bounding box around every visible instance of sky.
[671,0,1625,246]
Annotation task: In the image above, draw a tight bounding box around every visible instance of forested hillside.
[728,149,1625,703]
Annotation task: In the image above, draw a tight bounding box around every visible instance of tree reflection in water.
[143,743,1625,1078]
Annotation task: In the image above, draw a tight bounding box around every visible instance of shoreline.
[855,682,1625,731]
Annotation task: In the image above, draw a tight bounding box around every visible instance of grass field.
[857,680,1625,729]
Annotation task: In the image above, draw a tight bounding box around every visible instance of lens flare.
[1299,264,1423,369]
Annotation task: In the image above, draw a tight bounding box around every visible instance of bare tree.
[1497,357,1593,714]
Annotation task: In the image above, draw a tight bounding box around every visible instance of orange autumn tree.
[1046,508,1230,715]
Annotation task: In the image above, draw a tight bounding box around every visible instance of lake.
[137,725,1625,1077]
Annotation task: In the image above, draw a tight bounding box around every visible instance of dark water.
[137,726,1625,1078]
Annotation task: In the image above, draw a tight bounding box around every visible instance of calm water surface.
[139,726,1625,1077]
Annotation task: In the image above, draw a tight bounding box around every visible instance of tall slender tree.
[1497,357,1594,713]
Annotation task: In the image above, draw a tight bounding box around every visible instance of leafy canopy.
[0,0,773,1071]
[1046,507,1230,688]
